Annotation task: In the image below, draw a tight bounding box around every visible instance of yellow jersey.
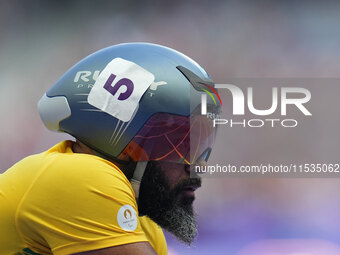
[0,141,167,255]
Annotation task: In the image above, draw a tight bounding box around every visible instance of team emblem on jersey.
[117,204,138,231]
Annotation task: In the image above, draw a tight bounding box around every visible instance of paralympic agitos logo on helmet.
[201,84,312,128]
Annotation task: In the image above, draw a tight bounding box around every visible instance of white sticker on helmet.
[88,58,155,122]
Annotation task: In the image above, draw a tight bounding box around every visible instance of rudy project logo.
[201,84,312,128]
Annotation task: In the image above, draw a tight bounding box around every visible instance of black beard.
[137,161,201,245]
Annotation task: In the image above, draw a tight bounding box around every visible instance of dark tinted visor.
[119,112,217,164]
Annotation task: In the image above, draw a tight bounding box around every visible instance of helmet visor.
[119,112,217,164]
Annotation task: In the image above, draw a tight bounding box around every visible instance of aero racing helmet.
[38,43,220,166]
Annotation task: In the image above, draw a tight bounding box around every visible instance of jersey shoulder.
[140,216,167,255]
[42,140,134,196]
[17,141,145,254]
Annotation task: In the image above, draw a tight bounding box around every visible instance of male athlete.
[0,43,220,254]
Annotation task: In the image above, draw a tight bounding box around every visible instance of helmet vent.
[38,94,71,132]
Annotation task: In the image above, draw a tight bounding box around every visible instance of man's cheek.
[159,164,187,188]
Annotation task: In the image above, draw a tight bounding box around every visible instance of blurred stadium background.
[1,1,340,254]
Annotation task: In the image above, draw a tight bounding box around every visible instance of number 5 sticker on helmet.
[88,57,155,122]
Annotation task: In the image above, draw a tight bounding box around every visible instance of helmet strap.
[75,139,148,198]
[130,161,148,199]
